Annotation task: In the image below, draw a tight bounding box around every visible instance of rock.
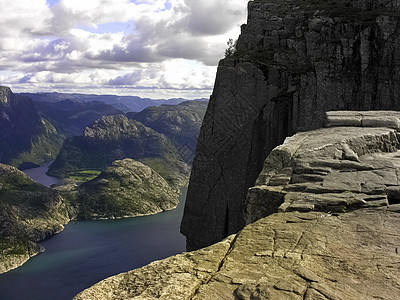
[75,159,180,220]
[326,111,400,130]
[74,235,236,300]
[245,124,400,224]
[0,163,70,274]
[182,0,400,250]
[128,101,208,164]
[75,112,400,299]
[48,115,190,189]
[75,208,400,300]
[0,86,63,167]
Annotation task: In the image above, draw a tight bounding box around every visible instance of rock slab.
[181,0,400,250]
[75,113,400,299]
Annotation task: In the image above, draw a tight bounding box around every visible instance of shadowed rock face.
[0,86,63,167]
[74,114,400,299]
[181,0,400,250]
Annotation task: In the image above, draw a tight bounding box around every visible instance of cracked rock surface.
[74,208,400,300]
[181,0,400,251]
[245,123,400,224]
[75,113,400,299]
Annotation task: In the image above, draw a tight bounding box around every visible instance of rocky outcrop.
[0,86,63,167]
[48,115,190,188]
[245,111,400,224]
[75,208,400,300]
[182,0,400,250]
[75,115,400,299]
[128,101,208,164]
[0,163,70,274]
[75,159,179,220]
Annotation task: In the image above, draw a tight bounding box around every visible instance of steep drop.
[181,0,400,250]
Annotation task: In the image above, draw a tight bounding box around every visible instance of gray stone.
[182,0,400,250]
[75,208,400,300]
[245,124,399,224]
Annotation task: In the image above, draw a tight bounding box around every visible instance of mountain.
[74,159,179,220]
[127,101,208,163]
[20,92,207,113]
[74,111,400,299]
[181,0,400,250]
[48,115,190,188]
[0,163,70,274]
[33,99,124,136]
[0,86,63,168]
[73,1,400,298]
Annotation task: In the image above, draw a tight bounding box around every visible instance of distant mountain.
[19,92,208,113]
[75,159,179,220]
[48,115,190,188]
[34,99,124,136]
[0,163,70,274]
[0,86,63,167]
[128,101,208,164]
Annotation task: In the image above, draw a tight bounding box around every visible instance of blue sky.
[0,0,247,99]
[46,0,58,6]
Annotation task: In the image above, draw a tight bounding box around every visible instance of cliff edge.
[74,112,400,299]
[181,0,400,250]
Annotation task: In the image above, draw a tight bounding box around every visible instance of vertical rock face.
[181,0,400,250]
[0,86,63,166]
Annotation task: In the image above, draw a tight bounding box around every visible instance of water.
[0,163,187,300]
[23,161,60,187]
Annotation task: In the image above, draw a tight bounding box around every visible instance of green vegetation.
[65,170,101,183]
[225,38,238,58]
[0,163,70,273]
[0,86,65,167]
[48,116,188,188]
[10,131,64,168]
[75,159,179,220]
[128,101,207,164]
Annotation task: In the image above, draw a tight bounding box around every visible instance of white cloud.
[0,0,248,98]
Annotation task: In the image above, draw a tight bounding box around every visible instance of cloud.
[181,0,246,36]
[0,0,248,98]
[108,70,143,85]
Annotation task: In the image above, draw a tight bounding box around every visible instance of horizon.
[0,0,248,99]
[15,88,209,100]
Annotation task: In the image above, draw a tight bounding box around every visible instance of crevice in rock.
[189,233,239,299]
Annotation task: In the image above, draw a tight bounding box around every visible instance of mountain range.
[20,92,207,113]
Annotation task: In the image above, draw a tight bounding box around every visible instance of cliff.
[181,0,400,250]
[74,112,400,299]
[0,163,70,274]
[75,159,179,220]
[0,86,63,168]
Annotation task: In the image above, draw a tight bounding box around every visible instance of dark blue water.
[23,161,60,187]
[0,164,186,300]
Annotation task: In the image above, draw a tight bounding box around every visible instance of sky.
[0,0,248,99]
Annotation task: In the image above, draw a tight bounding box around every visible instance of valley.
[0,157,187,300]
[0,86,207,278]
[2,0,400,299]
